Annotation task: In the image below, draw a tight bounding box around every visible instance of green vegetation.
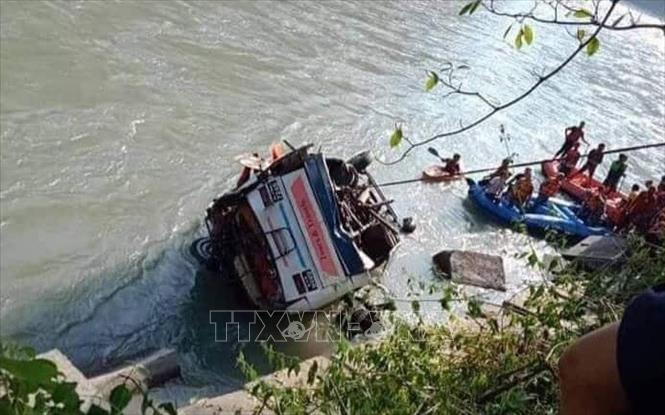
[241,237,664,414]
[0,344,175,415]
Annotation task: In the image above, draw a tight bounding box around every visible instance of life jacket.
[563,149,580,167]
[585,193,605,214]
[539,179,560,198]
[513,177,533,203]
[629,191,657,216]
[444,160,460,175]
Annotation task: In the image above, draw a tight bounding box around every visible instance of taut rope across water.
[377,141,665,188]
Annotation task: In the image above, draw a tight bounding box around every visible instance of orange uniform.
[512,176,534,206]
[539,178,562,198]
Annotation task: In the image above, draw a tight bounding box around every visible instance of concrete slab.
[562,235,627,269]
[433,250,506,291]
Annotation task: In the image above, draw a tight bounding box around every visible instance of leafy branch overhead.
[381,0,662,159]
[0,344,178,415]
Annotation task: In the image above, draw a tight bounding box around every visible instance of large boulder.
[432,250,506,291]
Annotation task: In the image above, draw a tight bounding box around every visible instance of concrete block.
[562,235,627,269]
[433,250,505,291]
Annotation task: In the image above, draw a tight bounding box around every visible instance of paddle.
[427,147,447,164]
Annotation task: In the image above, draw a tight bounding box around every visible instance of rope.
[376,141,665,188]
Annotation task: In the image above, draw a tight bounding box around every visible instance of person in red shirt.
[560,143,581,176]
[555,121,588,158]
[576,143,605,181]
[442,153,462,176]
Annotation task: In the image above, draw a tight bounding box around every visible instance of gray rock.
[433,250,506,291]
[562,235,627,269]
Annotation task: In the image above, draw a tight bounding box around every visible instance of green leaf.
[439,297,450,311]
[389,126,403,148]
[51,381,81,410]
[0,356,58,384]
[158,402,177,415]
[469,0,481,15]
[467,299,483,318]
[576,28,586,42]
[514,29,523,49]
[574,9,593,18]
[109,384,132,415]
[587,37,600,56]
[141,396,153,414]
[459,2,474,15]
[523,24,534,45]
[425,71,439,91]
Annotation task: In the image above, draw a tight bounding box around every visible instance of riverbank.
[235,235,664,414]
[2,235,662,413]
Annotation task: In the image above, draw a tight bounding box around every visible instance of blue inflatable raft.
[466,179,609,238]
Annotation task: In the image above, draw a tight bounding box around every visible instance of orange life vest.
[513,177,534,203]
[539,179,560,198]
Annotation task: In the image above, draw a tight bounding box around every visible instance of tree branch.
[378,0,621,165]
[484,0,665,32]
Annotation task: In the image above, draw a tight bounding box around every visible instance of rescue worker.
[626,182,658,233]
[507,167,534,210]
[560,143,581,176]
[579,189,606,225]
[485,169,510,202]
[627,184,640,204]
[616,184,642,232]
[555,121,588,158]
[576,143,605,181]
[442,153,462,176]
[534,173,564,205]
[480,158,512,186]
[602,154,628,192]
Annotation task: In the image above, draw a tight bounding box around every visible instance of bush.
[241,236,665,414]
[0,344,176,415]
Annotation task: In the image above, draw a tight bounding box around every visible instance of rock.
[562,235,627,269]
[433,250,506,291]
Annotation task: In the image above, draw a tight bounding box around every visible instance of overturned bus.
[191,143,411,311]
